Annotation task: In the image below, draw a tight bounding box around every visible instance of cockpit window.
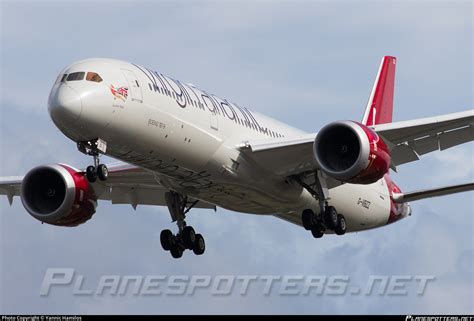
[86,72,103,83]
[55,74,67,83]
[67,72,85,81]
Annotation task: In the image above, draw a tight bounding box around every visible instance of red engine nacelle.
[313,120,391,184]
[20,164,97,227]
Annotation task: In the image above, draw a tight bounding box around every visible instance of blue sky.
[0,0,472,314]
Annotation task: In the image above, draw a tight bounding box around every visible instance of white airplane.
[1,56,473,258]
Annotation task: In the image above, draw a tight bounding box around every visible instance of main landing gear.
[77,139,108,183]
[295,171,347,238]
[160,191,206,259]
[302,206,347,238]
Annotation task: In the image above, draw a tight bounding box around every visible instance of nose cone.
[48,86,83,125]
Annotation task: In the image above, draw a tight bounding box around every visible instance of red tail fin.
[362,56,396,126]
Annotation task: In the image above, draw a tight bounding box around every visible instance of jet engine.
[20,164,97,226]
[313,120,390,184]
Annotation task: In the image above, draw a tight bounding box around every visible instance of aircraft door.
[210,112,218,131]
[122,69,143,103]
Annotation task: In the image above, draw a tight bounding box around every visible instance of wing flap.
[411,135,439,156]
[98,185,215,210]
[439,125,473,150]
[390,144,419,166]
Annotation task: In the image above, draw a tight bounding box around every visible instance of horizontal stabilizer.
[393,182,474,203]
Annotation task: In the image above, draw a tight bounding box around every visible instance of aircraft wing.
[393,182,474,203]
[238,134,316,176]
[238,110,473,176]
[0,177,23,205]
[0,162,216,210]
[373,110,474,166]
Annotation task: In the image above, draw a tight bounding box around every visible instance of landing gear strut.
[160,191,205,258]
[295,171,346,238]
[77,139,108,183]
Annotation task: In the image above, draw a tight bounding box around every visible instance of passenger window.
[67,72,85,81]
[86,72,103,82]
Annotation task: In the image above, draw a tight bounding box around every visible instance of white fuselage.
[48,58,408,233]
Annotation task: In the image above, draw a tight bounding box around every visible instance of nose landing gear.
[77,139,108,183]
[160,191,206,259]
[85,158,108,183]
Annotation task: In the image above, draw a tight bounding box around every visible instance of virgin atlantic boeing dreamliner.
[1,56,473,258]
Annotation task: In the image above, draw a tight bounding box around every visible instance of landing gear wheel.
[182,226,196,249]
[335,214,347,235]
[97,164,108,181]
[160,229,173,251]
[170,244,183,259]
[86,166,97,183]
[302,209,314,230]
[311,225,324,238]
[324,206,338,230]
[193,234,205,255]
[162,191,207,258]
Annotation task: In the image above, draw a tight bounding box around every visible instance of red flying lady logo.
[110,85,128,101]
